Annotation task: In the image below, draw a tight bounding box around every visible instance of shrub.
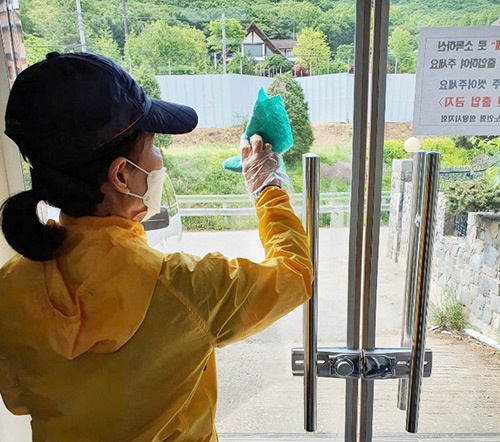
[291,64,308,77]
[445,176,500,215]
[470,136,500,157]
[227,53,256,75]
[265,55,292,75]
[329,59,349,73]
[486,161,500,189]
[452,136,475,150]
[421,137,468,167]
[267,73,314,167]
[383,139,407,165]
[254,56,292,77]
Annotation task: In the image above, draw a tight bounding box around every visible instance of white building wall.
[242,32,264,44]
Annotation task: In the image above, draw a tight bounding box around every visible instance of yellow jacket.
[0,187,312,441]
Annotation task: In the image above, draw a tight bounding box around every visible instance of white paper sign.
[413,26,500,136]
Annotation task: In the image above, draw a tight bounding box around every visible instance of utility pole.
[75,0,86,51]
[122,0,128,37]
[221,13,227,74]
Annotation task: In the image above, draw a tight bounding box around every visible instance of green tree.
[388,27,417,73]
[254,54,292,77]
[293,27,331,74]
[132,64,173,149]
[267,72,313,166]
[265,55,292,74]
[207,18,245,53]
[124,21,208,75]
[325,59,349,74]
[285,1,323,31]
[23,34,53,66]
[133,64,161,99]
[21,0,81,51]
[82,0,124,51]
[91,28,121,63]
[248,1,323,39]
[334,43,354,64]
[227,53,256,75]
[84,0,173,53]
[318,2,356,54]
[254,55,292,77]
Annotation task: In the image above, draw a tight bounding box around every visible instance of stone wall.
[388,159,500,342]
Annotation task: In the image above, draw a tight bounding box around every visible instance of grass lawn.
[161,128,493,230]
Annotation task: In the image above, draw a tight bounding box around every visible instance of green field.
[162,132,498,230]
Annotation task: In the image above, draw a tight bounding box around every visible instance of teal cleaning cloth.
[222,88,293,173]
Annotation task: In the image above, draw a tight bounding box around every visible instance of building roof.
[271,39,296,51]
[245,22,284,57]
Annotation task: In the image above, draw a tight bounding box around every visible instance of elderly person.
[0,52,312,441]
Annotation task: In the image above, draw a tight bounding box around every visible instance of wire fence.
[439,154,500,190]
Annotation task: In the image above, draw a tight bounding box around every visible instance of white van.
[44,172,183,253]
[142,172,183,252]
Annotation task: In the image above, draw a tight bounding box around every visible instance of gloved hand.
[222,89,293,174]
[241,134,289,198]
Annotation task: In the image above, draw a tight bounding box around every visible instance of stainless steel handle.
[302,153,320,432]
[397,151,440,432]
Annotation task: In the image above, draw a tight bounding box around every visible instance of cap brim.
[136,98,198,135]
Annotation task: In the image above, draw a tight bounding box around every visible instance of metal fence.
[156,73,416,128]
[177,191,391,219]
[439,155,500,190]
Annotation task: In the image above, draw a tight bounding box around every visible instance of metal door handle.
[302,153,320,432]
[292,347,432,380]
[397,151,440,433]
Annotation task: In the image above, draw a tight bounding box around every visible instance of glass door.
[1,1,499,441]
[208,1,500,440]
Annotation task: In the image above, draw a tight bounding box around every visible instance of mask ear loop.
[124,158,150,175]
[123,158,165,200]
[123,158,150,199]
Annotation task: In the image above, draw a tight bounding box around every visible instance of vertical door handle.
[397,151,440,433]
[302,154,320,432]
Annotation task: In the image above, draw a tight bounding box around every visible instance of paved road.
[182,227,500,439]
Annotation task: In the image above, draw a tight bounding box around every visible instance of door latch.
[291,347,432,380]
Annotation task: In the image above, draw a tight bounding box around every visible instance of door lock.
[292,347,432,380]
[332,357,356,377]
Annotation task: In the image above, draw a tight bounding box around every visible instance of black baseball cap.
[4,52,198,170]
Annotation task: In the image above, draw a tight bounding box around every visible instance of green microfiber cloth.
[222,88,293,173]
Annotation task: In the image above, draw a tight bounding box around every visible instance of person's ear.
[107,157,131,194]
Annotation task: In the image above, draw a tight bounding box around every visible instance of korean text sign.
[413,26,500,136]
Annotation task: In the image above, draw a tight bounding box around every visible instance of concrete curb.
[465,328,500,351]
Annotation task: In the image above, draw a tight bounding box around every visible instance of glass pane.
[182,225,351,434]
[374,3,500,437]
[9,0,499,440]
[381,154,500,436]
[243,44,262,58]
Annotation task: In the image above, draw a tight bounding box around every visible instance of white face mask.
[124,159,166,220]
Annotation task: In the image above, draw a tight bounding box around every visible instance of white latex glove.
[240,134,282,197]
